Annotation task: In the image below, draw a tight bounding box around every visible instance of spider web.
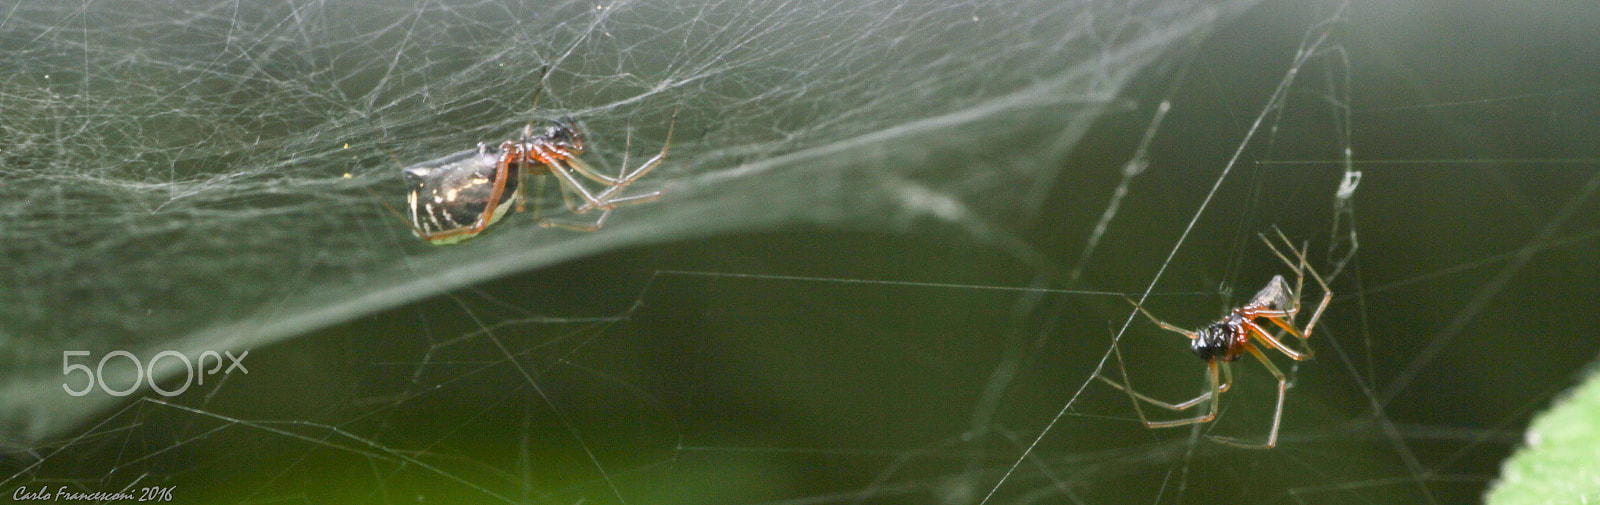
[5,0,1600,504]
[0,0,1220,442]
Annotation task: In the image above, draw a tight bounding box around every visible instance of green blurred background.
[4,0,1598,504]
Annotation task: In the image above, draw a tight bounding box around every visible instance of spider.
[394,89,677,245]
[1096,229,1332,449]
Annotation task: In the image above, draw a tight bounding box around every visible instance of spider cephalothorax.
[534,117,584,154]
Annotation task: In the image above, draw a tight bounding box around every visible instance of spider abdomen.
[402,146,523,244]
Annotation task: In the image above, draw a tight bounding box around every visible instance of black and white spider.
[1097,229,1332,448]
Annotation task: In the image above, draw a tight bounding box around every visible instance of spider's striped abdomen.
[401,145,523,245]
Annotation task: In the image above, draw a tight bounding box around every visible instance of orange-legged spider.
[1097,229,1332,449]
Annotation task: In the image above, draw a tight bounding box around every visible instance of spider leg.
[1209,343,1287,449]
[542,109,673,212]
[515,169,528,212]
[1243,320,1312,361]
[535,106,678,221]
[530,173,549,222]
[542,170,582,214]
[1145,361,1224,428]
[577,106,677,212]
[1121,297,1200,339]
[1258,228,1334,340]
[536,215,607,232]
[1259,229,1311,317]
[1253,313,1315,357]
[1253,311,1305,339]
[460,143,518,237]
[613,111,674,188]
[1297,273,1333,342]
[560,152,626,185]
[1096,360,1232,412]
[514,144,531,215]
[1258,228,1305,280]
[594,190,663,207]
[543,158,614,210]
[617,123,633,181]
[524,171,611,231]
[556,108,674,188]
[1097,336,1231,429]
[534,157,646,230]
[514,64,554,211]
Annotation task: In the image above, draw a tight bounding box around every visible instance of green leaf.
[1486,364,1600,504]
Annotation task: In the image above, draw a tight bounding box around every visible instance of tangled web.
[5,0,1600,503]
[0,0,1236,439]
